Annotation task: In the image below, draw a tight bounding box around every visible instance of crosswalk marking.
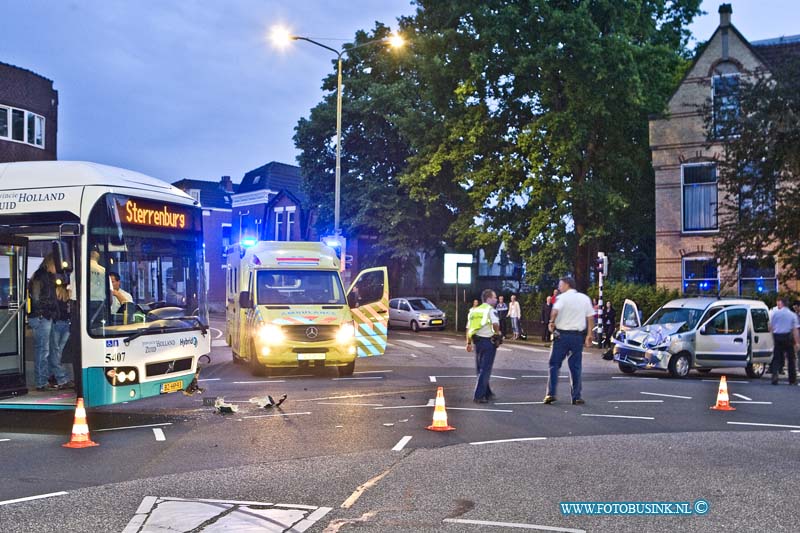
[395,339,434,349]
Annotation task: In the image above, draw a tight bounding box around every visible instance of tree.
[710,55,800,289]
[400,0,701,289]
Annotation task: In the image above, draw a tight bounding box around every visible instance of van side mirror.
[239,291,252,308]
[699,325,707,335]
[52,240,73,274]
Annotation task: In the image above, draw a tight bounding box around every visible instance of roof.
[661,297,767,310]
[0,61,54,84]
[237,162,307,204]
[751,34,800,70]
[0,161,190,199]
[172,178,237,210]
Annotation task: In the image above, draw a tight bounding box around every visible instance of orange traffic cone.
[426,386,455,432]
[63,397,99,448]
[710,375,736,411]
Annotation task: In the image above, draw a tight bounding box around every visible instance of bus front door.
[0,237,27,399]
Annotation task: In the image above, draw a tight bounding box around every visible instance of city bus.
[0,161,210,409]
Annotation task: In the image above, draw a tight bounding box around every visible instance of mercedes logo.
[305,326,319,339]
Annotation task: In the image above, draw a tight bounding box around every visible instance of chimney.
[718,4,732,28]
[220,175,233,192]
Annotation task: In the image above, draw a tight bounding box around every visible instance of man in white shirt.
[544,276,594,405]
[109,272,133,313]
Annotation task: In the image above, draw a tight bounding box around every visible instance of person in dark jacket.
[541,296,553,341]
[28,255,70,391]
[602,301,616,348]
[50,285,75,390]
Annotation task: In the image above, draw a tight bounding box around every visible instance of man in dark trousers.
[495,295,509,339]
[466,289,501,403]
[541,296,553,341]
[769,298,799,385]
[544,277,594,405]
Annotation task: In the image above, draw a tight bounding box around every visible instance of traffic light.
[596,252,608,277]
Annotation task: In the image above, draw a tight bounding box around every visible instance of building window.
[188,189,201,204]
[683,257,718,295]
[274,209,284,241]
[739,165,775,219]
[713,73,740,137]
[286,208,295,241]
[221,224,231,248]
[739,257,777,296]
[682,164,717,232]
[0,106,45,148]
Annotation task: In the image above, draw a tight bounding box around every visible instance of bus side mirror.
[52,240,73,274]
[239,291,252,309]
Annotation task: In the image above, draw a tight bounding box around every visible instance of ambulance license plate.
[431,319,443,325]
[160,380,184,393]
[298,353,326,361]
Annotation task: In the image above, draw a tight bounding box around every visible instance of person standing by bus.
[50,285,75,390]
[508,294,522,340]
[495,295,509,339]
[28,255,70,391]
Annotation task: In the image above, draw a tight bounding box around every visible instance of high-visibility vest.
[468,303,493,338]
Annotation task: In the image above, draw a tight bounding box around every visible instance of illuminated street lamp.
[270,27,404,235]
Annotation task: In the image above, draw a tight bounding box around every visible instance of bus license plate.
[297,353,326,361]
[160,380,184,394]
[431,319,443,325]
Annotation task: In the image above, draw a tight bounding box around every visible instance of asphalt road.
[0,323,798,532]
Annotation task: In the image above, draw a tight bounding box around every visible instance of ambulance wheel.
[249,343,267,377]
[338,361,355,377]
[668,352,691,378]
[618,362,636,374]
[411,320,420,332]
[232,353,244,365]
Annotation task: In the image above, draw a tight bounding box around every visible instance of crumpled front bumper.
[613,342,670,371]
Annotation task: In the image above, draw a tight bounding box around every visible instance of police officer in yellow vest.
[466,289,501,403]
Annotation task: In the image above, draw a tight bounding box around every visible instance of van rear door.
[347,267,389,357]
[696,306,750,367]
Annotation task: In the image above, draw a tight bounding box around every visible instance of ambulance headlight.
[337,321,356,344]
[258,324,285,345]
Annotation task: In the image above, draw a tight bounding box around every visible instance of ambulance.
[225,241,388,376]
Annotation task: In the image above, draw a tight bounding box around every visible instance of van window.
[750,308,769,333]
[705,308,746,335]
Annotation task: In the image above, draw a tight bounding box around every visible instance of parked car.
[389,297,447,331]
[612,297,772,378]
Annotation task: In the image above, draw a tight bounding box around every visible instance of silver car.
[389,297,447,331]
[612,297,773,378]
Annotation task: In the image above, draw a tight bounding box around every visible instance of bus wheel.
[338,361,355,377]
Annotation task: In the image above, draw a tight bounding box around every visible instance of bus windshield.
[256,270,345,305]
[87,194,208,337]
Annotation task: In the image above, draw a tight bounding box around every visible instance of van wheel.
[338,361,355,377]
[618,362,636,374]
[668,352,691,378]
[745,362,766,379]
[411,320,419,332]
[249,343,267,377]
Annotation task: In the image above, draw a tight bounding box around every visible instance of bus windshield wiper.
[122,317,208,345]
[158,316,209,336]
[123,324,165,345]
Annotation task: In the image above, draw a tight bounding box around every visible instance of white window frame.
[188,189,201,204]
[738,256,777,296]
[274,207,284,241]
[0,106,45,149]
[681,163,718,234]
[682,256,719,295]
[285,206,296,241]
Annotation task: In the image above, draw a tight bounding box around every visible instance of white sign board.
[444,253,473,284]
[457,265,471,284]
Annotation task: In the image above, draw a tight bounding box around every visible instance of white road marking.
[703,379,749,384]
[581,414,654,420]
[294,506,333,532]
[443,518,584,532]
[729,401,772,405]
[497,347,512,352]
[211,339,227,347]
[392,436,412,451]
[728,422,800,429]
[0,491,69,507]
[283,374,315,378]
[0,439,9,442]
[209,327,223,339]
[493,375,517,380]
[512,345,551,353]
[408,353,417,358]
[792,430,800,433]
[470,437,547,446]
[95,422,173,433]
[495,401,544,405]
[333,377,384,381]
[429,376,436,382]
[608,400,664,403]
[373,405,431,410]
[353,370,393,374]
[522,375,568,378]
[611,376,660,380]
[243,412,312,419]
[453,356,473,359]
[152,428,166,441]
[198,378,220,382]
[640,392,692,399]
[733,393,752,401]
[296,390,422,402]
[317,402,384,407]
[448,407,513,413]
[396,339,434,348]
[232,380,287,384]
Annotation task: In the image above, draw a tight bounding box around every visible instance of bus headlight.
[337,321,356,344]
[105,367,140,386]
[258,324,285,345]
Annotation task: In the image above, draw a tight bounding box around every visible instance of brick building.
[650,4,800,296]
[0,62,58,163]
[172,176,236,311]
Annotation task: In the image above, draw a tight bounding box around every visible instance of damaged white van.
[612,297,773,378]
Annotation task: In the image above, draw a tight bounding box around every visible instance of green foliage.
[588,282,680,321]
